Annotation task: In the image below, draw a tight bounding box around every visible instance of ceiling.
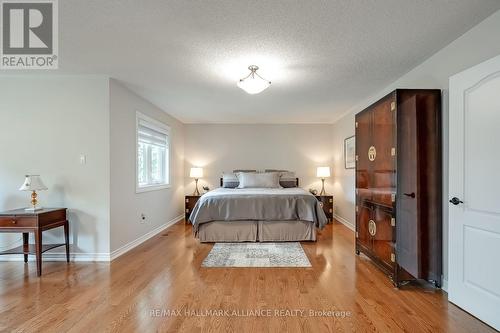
[15,1,500,123]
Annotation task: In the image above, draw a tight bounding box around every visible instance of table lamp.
[19,175,48,211]
[316,167,331,195]
[190,167,203,196]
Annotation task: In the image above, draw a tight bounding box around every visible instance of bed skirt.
[195,220,316,242]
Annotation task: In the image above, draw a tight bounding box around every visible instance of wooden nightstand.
[185,195,201,222]
[315,195,333,222]
[0,208,69,276]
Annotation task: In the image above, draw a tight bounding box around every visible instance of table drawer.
[0,216,37,228]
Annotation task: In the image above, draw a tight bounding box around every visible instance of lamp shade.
[190,167,203,178]
[316,167,331,178]
[237,65,271,94]
[19,175,48,191]
[237,76,271,94]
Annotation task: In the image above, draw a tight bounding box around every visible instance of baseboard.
[0,214,184,262]
[333,213,355,231]
[109,214,184,261]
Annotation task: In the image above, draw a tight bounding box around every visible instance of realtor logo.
[1,0,58,69]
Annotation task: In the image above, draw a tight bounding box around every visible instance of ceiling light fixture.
[237,65,271,94]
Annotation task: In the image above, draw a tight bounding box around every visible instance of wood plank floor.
[0,221,495,333]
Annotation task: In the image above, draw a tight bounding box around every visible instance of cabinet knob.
[12,220,17,224]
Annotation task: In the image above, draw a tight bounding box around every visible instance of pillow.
[222,172,239,188]
[237,172,281,188]
[279,171,297,188]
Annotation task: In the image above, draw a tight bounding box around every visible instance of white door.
[449,54,500,330]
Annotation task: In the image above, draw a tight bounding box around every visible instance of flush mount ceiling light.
[237,65,271,94]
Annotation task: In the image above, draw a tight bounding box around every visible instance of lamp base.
[193,178,200,196]
[25,206,43,212]
[319,178,326,196]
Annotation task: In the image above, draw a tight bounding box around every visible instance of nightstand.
[0,208,69,276]
[315,195,333,222]
[185,195,201,222]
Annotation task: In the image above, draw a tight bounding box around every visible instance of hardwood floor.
[0,220,494,333]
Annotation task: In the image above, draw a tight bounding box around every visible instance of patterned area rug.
[201,242,311,268]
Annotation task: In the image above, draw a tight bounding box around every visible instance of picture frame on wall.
[344,135,355,169]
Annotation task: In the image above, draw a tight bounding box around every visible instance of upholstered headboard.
[219,177,299,187]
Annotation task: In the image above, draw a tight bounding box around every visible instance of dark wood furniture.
[315,195,333,222]
[355,89,442,288]
[185,196,201,222]
[0,208,69,276]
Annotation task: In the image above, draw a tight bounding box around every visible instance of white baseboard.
[0,214,184,262]
[109,214,184,261]
[333,214,355,231]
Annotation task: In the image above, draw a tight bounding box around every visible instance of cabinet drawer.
[0,216,37,228]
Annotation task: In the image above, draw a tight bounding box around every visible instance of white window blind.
[136,113,170,192]
[138,120,168,147]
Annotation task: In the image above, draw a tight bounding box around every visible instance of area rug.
[201,242,311,268]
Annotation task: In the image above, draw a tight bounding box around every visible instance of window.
[136,112,170,192]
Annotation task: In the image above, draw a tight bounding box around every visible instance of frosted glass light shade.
[316,167,331,178]
[237,76,271,94]
[190,167,203,178]
[19,175,48,191]
[237,65,271,94]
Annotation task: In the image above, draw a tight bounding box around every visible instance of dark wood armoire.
[355,89,442,288]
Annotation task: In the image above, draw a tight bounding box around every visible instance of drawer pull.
[368,220,376,236]
[12,220,17,224]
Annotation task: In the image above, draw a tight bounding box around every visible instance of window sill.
[136,184,171,193]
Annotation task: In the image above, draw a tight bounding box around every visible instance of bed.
[189,185,328,243]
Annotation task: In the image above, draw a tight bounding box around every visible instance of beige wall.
[109,79,185,253]
[0,77,186,259]
[0,76,111,259]
[331,9,500,287]
[184,124,334,195]
[331,114,355,230]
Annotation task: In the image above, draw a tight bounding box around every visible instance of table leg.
[23,233,29,263]
[64,220,70,263]
[34,229,42,276]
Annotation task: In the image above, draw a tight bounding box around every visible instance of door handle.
[449,197,463,205]
[403,192,415,198]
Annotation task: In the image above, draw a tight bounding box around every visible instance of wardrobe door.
[357,204,372,252]
[371,95,396,206]
[396,94,420,278]
[356,109,372,203]
[373,205,395,270]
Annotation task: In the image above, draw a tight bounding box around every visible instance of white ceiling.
[21,1,500,122]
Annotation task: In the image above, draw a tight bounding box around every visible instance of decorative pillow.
[279,171,297,188]
[222,172,239,188]
[237,172,281,188]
